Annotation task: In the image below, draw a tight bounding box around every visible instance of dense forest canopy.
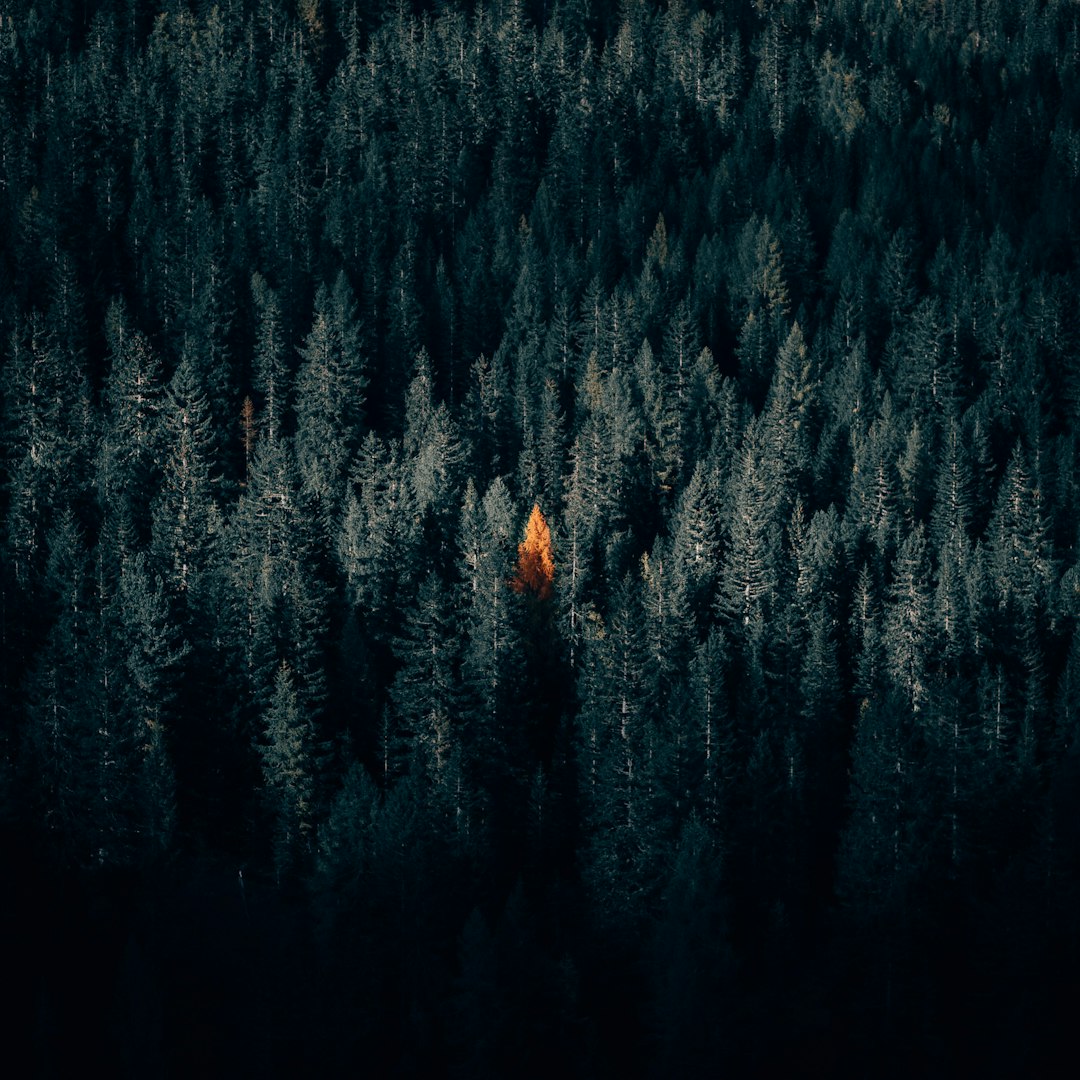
[2,0,1080,1075]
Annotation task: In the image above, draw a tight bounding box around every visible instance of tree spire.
[511,504,555,601]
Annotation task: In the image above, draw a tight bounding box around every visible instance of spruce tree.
[260,660,316,882]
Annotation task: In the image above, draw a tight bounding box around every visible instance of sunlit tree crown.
[511,504,555,601]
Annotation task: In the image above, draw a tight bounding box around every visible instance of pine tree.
[1,314,81,586]
[892,296,946,421]
[22,511,177,866]
[458,477,525,840]
[563,349,645,582]
[2,285,96,589]
[751,5,796,142]
[717,417,781,630]
[639,544,693,707]
[150,346,222,604]
[794,508,846,828]
[660,298,700,484]
[884,522,932,715]
[403,349,467,566]
[228,426,330,759]
[312,757,380,928]
[182,242,236,470]
[634,337,681,502]
[294,278,367,536]
[847,391,903,561]
[731,216,789,397]
[879,225,918,348]
[22,510,105,865]
[510,504,555,601]
[759,320,814,520]
[250,272,290,442]
[109,549,183,858]
[96,298,164,530]
[837,687,923,925]
[667,462,719,621]
[577,572,661,931]
[337,432,421,639]
[987,441,1055,627]
[389,571,461,789]
[929,417,975,560]
[684,626,733,832]
[534,371,567,510]
[260,660,316,881]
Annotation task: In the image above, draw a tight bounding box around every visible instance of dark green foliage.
[3,1,1080,1075]
[294,276,367,535]
[150,346,221,604]
[388,570,462,790]
[577,572,660,932]
[22,510,110,865]
[260,661,316,881]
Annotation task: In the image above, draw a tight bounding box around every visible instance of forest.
[2,0,1079,1075]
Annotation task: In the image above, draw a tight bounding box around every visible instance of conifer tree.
[847,391,903,560]
[337,432,421,639]
[250,272,290,442]
[260,660,316,881]
[563,348,645,582]
[639,544,693,705]
[577,573,661,931]
[109,549,183,858]
[151,346,222,605]
[837,688,922,924]
[458,477,525,839]
[682,626,733,832]
[510,504,555,602]
[717,417,781,631]
[294,279,367,536]
[97,298,164,528]
[732,216,790,396]
[2,312,92,586]
[403,349,467,566]
[668,462,719,615]
[930,417,975,560]
[23,510,104,865]
[760,320,814,519]
[987,441,1055,629]
[884,522,932,715]
[634,337,681,502]
[389,571,461,789]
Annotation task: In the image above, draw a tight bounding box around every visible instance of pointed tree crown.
[511,504,555,601]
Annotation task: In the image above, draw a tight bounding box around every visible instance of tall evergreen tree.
[108,548,183,859]
[22,510,105,865]
[337,432,421,639]
[2,312,93,586]
[151,346,222,604]
[577,572,662,931]
[260,660,317,881]
[388,570,462,790]
[717,416,781,631]
[884,522,933,715]
[97,298,164,530]
[294,277,367,537]
[457,477,525,846]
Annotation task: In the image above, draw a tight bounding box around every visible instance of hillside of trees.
[3,0,1080,1075]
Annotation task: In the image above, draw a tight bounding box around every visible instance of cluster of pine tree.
[3,0,1080,1075]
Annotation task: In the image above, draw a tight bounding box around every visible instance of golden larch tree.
[511,504,555,601]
